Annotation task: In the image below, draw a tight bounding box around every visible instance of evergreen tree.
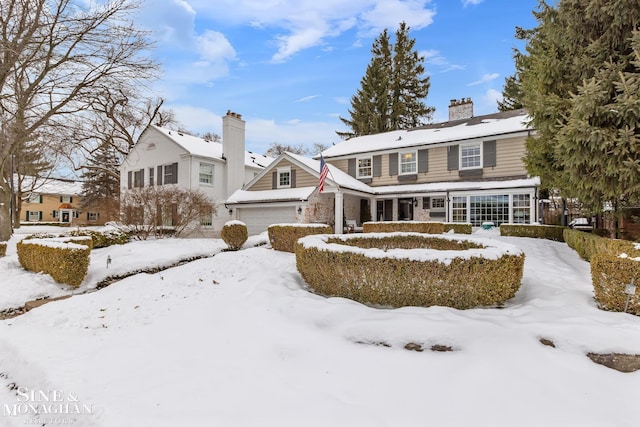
[80,142,121,222]
[518,0,640,211]
[497,75,524,111]
[338,22,433,138]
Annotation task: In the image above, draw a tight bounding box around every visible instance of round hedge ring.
[295,232,525,309]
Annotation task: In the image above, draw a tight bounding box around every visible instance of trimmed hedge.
[363,221,472,234]
[444,223,472,234]
[268,223,333,253]
[563,229,634,262]
[221,221,248,251]
[17,237,92,287]
[0,242,6,257]
[500,224,566,241]
[295,232,525,309]
[69,229,130,248]
[363,221,445,234]
[591,253,640,315]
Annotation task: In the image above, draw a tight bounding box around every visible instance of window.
[60,195,72,203]
[163,163,178,185]
[469,195,509,226]
[399,151,417,174]
[451,197,467,223]
[28,193,41,204]
[460,142,482,169]
[87,212,99,222]
[149,168,155,186]
[200,204,213,226]
[133,169,144,188]
[28,211,41,222]
[278,167,291,188]
[513,194,531,224]
[357,157,372,178]
[199,163,214,185]
[431,197,445,209]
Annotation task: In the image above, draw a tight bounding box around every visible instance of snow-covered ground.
[0,226,639,426]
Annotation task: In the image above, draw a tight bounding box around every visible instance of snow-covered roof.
[286,152,373,193]
[227,186,317,204]
[373,177,541,195]
[19,176,83,195]
[322,109,532,158]
[151,125,273,169]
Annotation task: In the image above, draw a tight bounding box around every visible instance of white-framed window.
[61,195,72,203]
[357,157,372,178]
[431,197,445,209]
[451,196,467,222]
[163,163,178,185]
[133,169,144,188]
[149,167,155,186]
[513,194,531,224]
[199,162,214,185]
[28,193,41,204]
[277,167,291,188]
[88,212,99,222]
[460,142,482,169]
[200,204,213,226]
[399,151,417,174]
[28,211,41,222]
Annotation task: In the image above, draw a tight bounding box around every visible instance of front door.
[398,198,414,221]
[61,210,71,223]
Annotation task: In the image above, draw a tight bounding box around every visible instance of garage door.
[238,206,296,236]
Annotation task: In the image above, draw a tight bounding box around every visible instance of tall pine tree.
[517,0,640,213]
[338,22,433,139]
[80,141,121,222]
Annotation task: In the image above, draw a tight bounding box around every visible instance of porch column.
[392,198,398,221]
[334,191,344,233]
[369,198,376,224]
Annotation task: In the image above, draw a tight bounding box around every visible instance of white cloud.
[467,73,500,86]
[462,0,484,6]
[422,49,465,73]
[334,97,350,105]
[196,30,236,62]
[295,95,321,103]
[246,118,341,154]
[182,0,436,62]
[483,88,503,106]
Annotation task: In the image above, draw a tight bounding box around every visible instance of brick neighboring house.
[20,176,108,226]
[227,100,541,235]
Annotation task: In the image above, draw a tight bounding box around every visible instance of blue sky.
[135,0,540,155]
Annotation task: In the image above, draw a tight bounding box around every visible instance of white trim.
[356,156,373,179]
[459,142,482,170]
[277,166,291,189]
[399,150,417,175]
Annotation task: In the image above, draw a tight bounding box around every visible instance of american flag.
[319,155,329,193]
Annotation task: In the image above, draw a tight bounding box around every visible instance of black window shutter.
[389,153,398,176]
[157,166,163,185]
[59,196,63,202]
[87,212,90,220]
[291,169,296,188]
[39,211,42,220]
[25,211,29,220]
[141,169,145,186]
[172,163,178,184]
[348,158,356,177]
[483,140,496,167]
[272,171,277,189]
[39,195,43,203]
[373,155,382,177]
[422,197,430,209]
[128,171,133,189]
[70,196,73,203]
[418,149,429,173]
[447,145,459,171]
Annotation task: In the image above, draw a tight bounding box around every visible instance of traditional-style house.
[120,111,272,235]
[19,177,105,225]
[226,100,540,235]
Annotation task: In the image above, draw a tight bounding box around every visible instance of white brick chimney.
[448,98,473,121]
[222,110,246,198]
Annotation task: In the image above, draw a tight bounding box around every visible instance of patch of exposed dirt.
[587,353,640,373]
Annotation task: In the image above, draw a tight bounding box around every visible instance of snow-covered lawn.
[0,226,639,426]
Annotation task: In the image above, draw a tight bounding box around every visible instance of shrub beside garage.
[295,232,525,309]
[268,223,333,253]
[221,221,249,251]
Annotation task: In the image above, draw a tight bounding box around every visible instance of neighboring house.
[120,111,272,235]
[20,177,106,225]
[227,100,540,235]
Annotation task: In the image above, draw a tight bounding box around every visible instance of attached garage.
[238,206,296,235]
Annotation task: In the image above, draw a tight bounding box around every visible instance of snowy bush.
[268,223,332,253]
[500,224,566,241]
[444,223,472,234]
[591,251,640,316]
[221,221,248,251]
[363,221,445,234]
[17,237,92,287]
[69,228,130,248]
[295,232,525,309]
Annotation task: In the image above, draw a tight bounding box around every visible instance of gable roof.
[321,109,532,159]
[19,176,83,196]
[149,125,273,169]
